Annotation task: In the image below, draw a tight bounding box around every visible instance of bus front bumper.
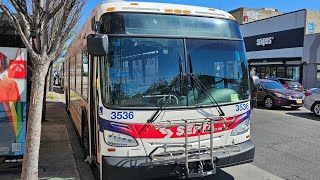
[102,140,255,180]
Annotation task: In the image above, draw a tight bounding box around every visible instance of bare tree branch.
[0,1,38,59]
[32,0,41,54]
[49,1,64,19]
[48,0,85,57]
[10,0,32,22]
[39,0,51,56]
[9,0,32,38]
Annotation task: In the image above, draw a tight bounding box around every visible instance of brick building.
[229,7,284,25]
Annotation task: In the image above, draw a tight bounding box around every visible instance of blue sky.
[78,0,320,32]
[82,0,320,18]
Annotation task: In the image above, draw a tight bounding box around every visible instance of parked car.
[304,88,320,116]
[268,78,304,91]
[257,79,305,109]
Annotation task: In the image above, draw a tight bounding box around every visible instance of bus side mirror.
[87,34,109,56]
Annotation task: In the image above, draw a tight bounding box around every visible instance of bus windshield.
[100,37,249,108]
[100,13,242,39]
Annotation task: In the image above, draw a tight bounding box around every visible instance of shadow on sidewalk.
[53,86,64,94]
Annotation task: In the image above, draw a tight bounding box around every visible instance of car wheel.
[264,96,274,109]
[312,103,320,117]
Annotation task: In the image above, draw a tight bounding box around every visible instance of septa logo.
[157,125,226,138]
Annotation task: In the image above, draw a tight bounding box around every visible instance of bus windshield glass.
[100,13,242,39]
[100,37,249,108]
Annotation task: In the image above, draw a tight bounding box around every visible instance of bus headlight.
[104,130,138,147]
[230,119,250,136]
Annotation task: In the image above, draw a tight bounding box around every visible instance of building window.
[317,65,320,81]
[292,66,300,81]
[276,67,285,78]
[251,65,300,81]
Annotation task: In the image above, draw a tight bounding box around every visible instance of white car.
[304,88,320,116]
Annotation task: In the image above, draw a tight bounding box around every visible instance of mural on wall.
[243,10,261,23]
[308,22,316,34]
[0,47,27,157]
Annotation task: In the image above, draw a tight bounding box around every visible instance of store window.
[287,67,293,79]
[270,67,276,78]
[265,67,271,78]
[250,65,300,81]
[292,67,300,81]
[260,67,266,79]
[276,67,285,78]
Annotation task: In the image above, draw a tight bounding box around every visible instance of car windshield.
[261,82,285,89]
[285,81,301,86]
[100,37,249,108]
[309,88,320,94]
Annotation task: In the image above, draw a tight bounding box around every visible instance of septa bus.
[64,1,255,179]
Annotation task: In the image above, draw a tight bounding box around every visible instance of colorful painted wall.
[0,47,27,156]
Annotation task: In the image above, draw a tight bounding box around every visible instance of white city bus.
[64,1,254,179]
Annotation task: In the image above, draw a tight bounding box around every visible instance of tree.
[0,0,85,179]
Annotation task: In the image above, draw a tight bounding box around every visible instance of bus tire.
[82,111,90,158]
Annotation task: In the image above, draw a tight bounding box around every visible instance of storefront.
[239,9,320,88]
[240,10,306,83]
[249,60,301,81]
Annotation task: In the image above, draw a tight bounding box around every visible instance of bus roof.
[65,1,236,58]
[94,1,234,19]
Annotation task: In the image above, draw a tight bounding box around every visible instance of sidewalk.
[0,88,95,180]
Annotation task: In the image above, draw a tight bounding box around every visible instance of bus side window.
[82,51,89,99]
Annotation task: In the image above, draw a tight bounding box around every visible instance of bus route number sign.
[111,112,134,120]
[235,103,249,112]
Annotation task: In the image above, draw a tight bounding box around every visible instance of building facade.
[229,7,284,25]
[239,9,320,89]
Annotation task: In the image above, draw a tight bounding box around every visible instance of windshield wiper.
[188,54,225,117]
[147,54,184,124]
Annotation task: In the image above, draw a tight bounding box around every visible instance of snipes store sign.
[244,28,304,52]
[256,36,275,47]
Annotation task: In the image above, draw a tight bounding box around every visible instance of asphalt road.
[250,106,320,180]
[158,106,320,180]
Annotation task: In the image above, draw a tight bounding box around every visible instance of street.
[251,106,320,180]
[158,106,320,180]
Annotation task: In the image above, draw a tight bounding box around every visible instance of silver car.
[304,88,320,116]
